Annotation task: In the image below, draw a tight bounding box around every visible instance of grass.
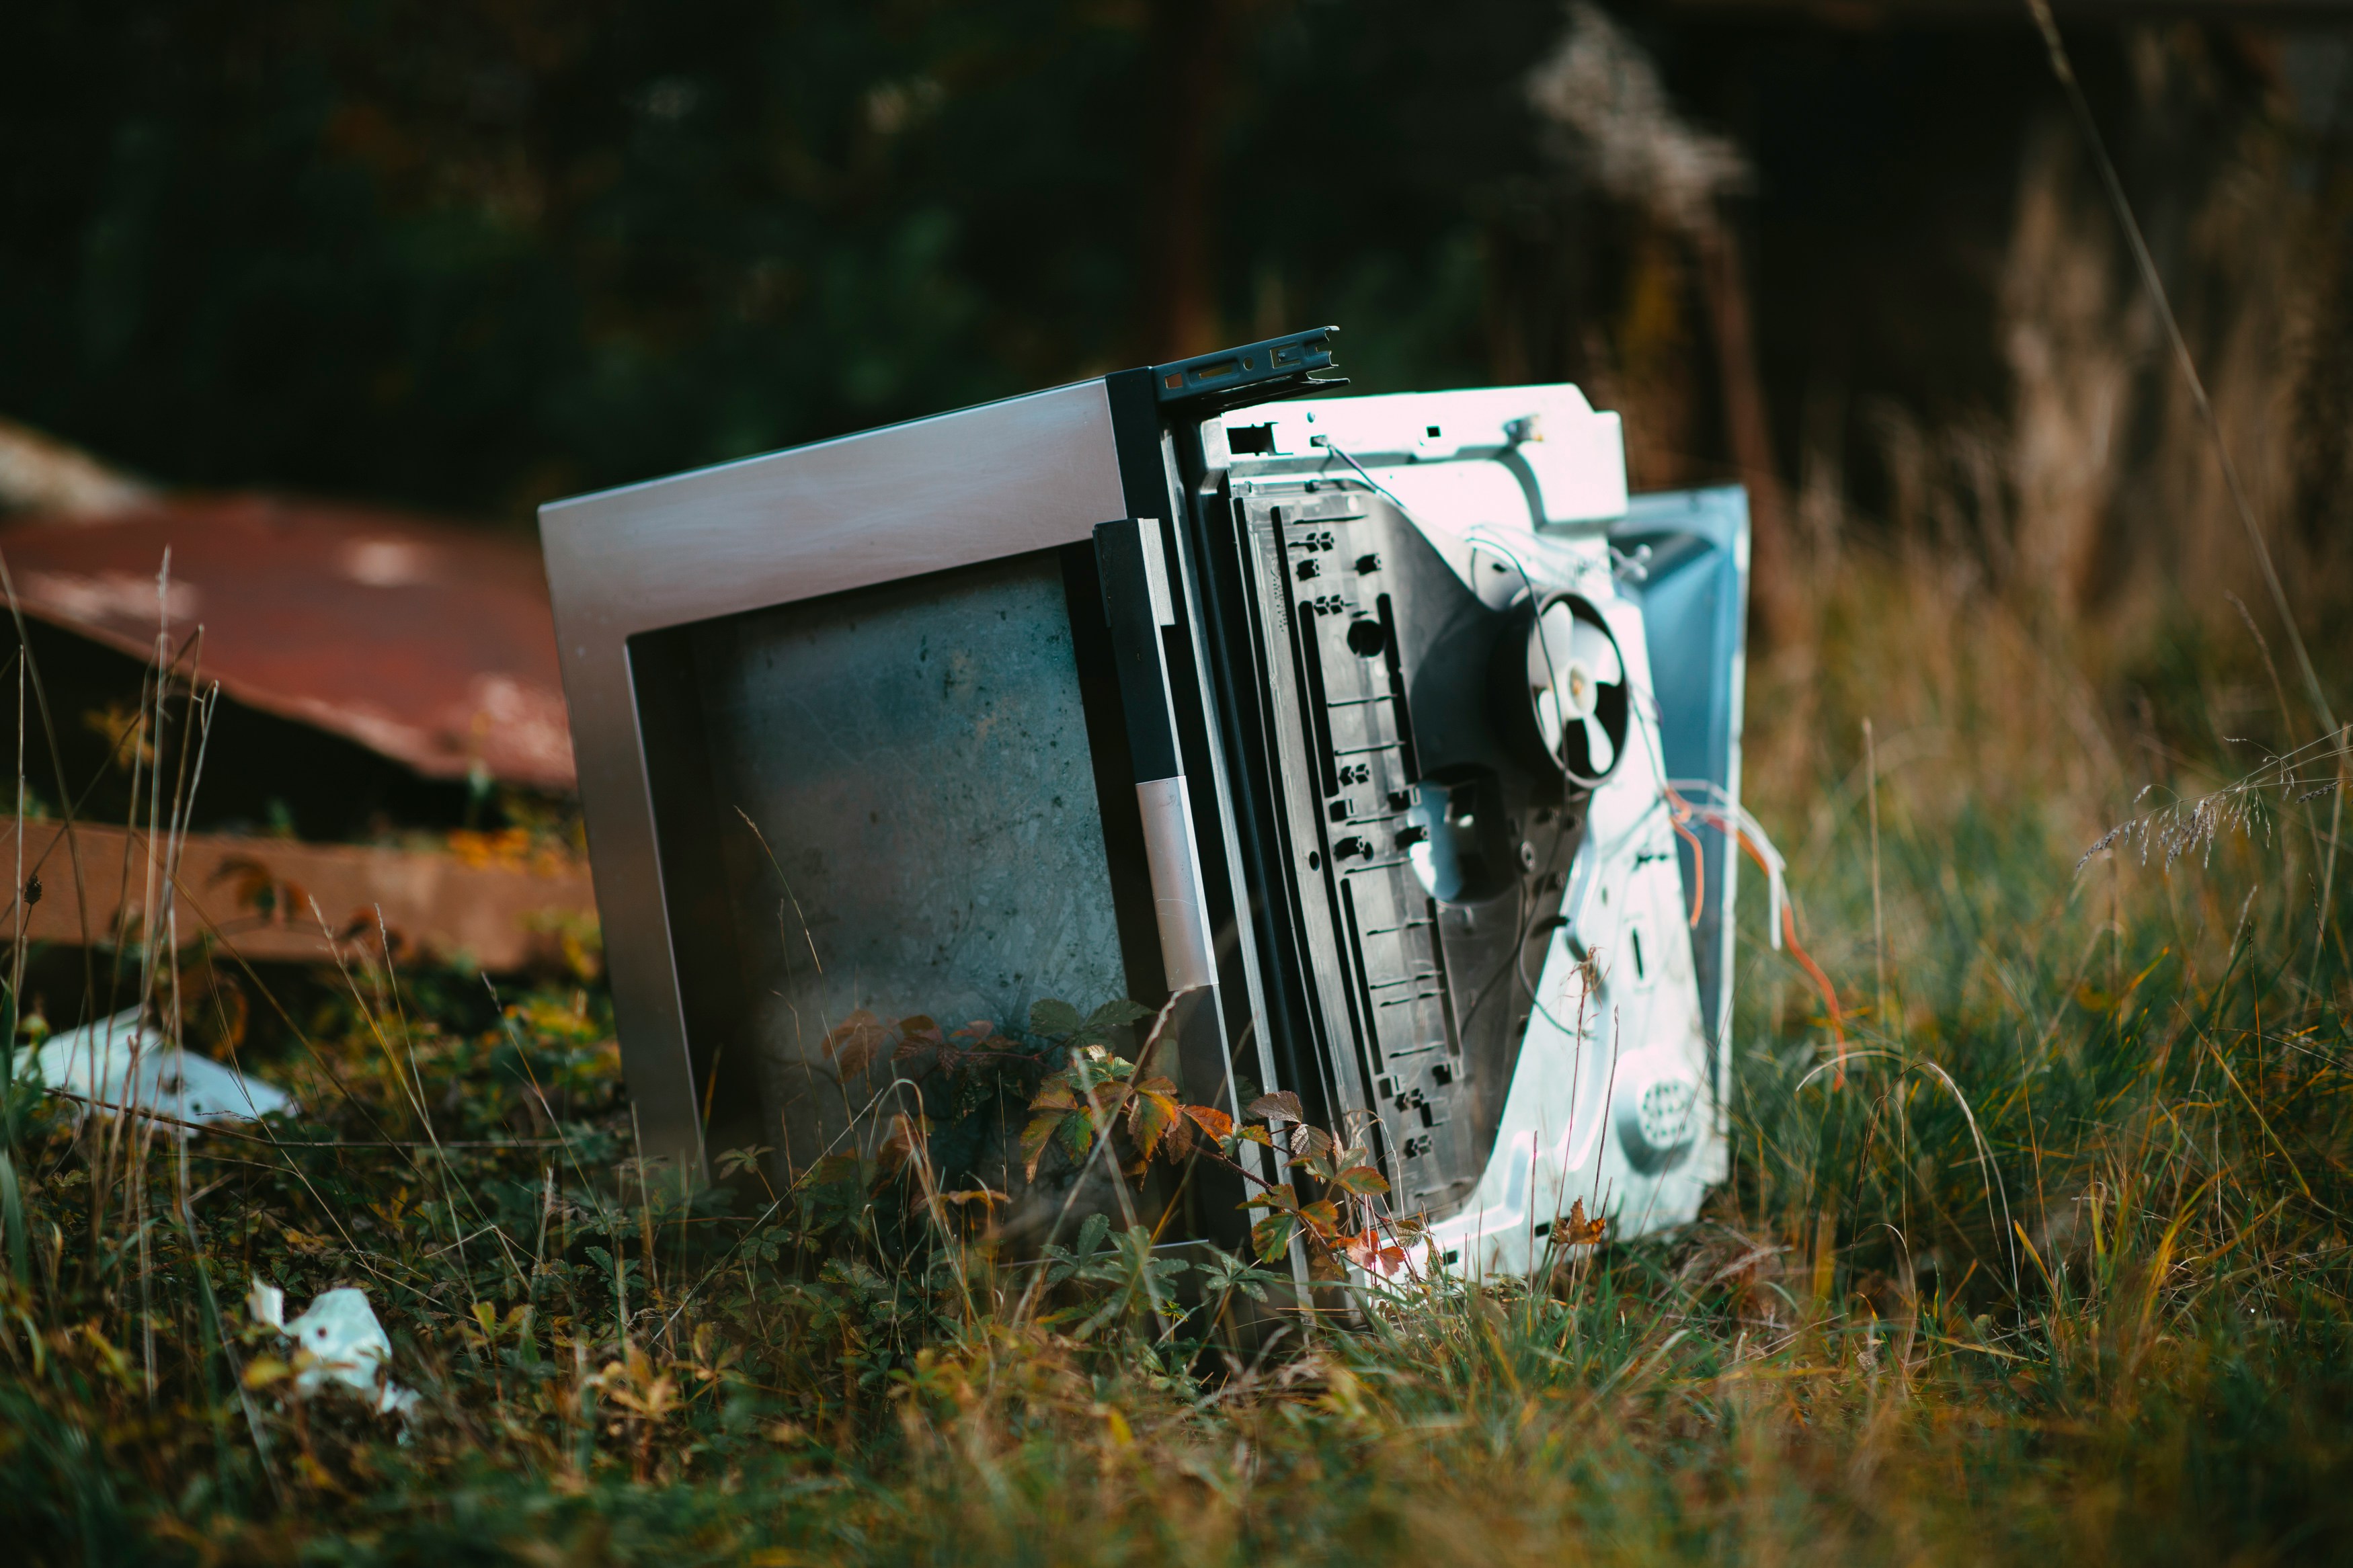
[2,539,2350,1567]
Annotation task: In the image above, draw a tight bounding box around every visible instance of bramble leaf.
[1069,1044,1137,1084]
[1332,1164,1390,1196]
[1182,1104,1234,1140]
[889,1014,945,1062]
[823,1009,888,1079]
[1248,1090,1304,1125]
[1129,1088,1179,1161]
[1250,1210,1298,1263]
[1084,998,1153,1032]
[1343,1227,1410,1277]
[1029,998,1085,1037]
[1160,1110,1195,1159]
[1244,1182,1300,1214]
[808,1153,865,1188]
[1020,1114,1064,1181]
[715,1145,771,1179]
[1198,1245,1283,1302]
[1290,1124,1336,1163]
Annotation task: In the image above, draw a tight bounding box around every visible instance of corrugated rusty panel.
[0,495,575,790]
[9,820,596,971]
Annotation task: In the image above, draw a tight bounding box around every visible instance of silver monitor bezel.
[538,380,1131,1171]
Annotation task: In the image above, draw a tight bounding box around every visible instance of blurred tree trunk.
[1693,221,1795,647]
[1144,0,1232,359]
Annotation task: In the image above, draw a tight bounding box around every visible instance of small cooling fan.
[1519,593,1629,788]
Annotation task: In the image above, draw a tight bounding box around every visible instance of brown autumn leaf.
[1248,1090,1304,1126]
[1552,1197,1607,1249]
[1343,1226,1409,1277]
[1020,1113,1066,1181]
[823,1009,888,1080]
[1331,1163,1390,1196]
[893,1016,946,1063]
[1128,1087,1179,1161]
[821,1008,876,1053]
[1160,1109,1195,1160]
[1182,1104,1234,1141]
[1089,1081,1133,1122]
[1289,1123,1337,1165]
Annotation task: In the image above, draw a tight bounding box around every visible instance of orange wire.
[1667,782,1849,1088]
[1778,899,1849,1087]
[1724,825,1848,1085]
[1667,807,1708,928]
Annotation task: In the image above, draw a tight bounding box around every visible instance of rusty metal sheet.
[8,819,596,971]
[0,495,574,790]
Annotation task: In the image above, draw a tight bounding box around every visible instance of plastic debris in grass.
[13,1005,293,1132]
[249,1280,420,1419]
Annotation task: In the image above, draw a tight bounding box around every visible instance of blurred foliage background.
[9,0,2348,647]
[3,0,1513,518]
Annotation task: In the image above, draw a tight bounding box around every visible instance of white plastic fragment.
[247,1278,286,1331]
[251,1278,419,1418]
[13,1006,293,1133]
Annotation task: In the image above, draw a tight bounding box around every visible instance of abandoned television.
[539,327,1749,1276]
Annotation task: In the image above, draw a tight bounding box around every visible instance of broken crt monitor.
[540,328,1749,1276]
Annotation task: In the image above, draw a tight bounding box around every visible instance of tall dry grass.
[0,493,2345,1564]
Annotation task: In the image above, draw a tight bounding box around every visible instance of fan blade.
[1536,688,1565,752]
[1531,604,1580,688]
[1568,614,1623,686]
[1582,712,1617,776]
